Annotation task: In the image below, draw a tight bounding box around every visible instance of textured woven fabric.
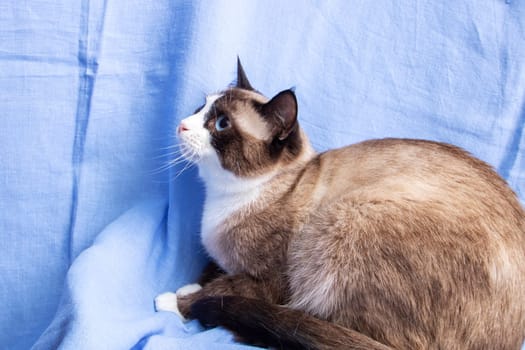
[1,1,524,349]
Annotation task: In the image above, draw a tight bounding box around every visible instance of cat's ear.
[236,57,254,91]
[262,89,298,141]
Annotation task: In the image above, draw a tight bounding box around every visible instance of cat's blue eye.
[215,115,230,131]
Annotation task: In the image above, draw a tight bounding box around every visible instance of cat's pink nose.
[178,122,189,134]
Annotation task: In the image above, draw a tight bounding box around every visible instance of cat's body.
[155,61,525,349]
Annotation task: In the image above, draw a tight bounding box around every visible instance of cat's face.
[177,61,308,180]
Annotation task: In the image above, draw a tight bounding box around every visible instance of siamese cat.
[155,59,525,349]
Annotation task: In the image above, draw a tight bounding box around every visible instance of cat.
[155,59,525,349]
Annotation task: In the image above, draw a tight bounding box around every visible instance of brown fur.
[174,63,525,349]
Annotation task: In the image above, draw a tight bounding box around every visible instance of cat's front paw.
[155,292,185,319]
[154,284,203,321]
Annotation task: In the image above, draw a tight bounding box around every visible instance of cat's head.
[177,59,314,183]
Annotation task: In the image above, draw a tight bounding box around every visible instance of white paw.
[176,283,202,296]
[154,284,202,321]
[154,292,186,320]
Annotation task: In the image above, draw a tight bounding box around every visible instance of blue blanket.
[1,1,524,349]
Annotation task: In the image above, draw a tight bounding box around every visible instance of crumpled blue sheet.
[1,1,524,349]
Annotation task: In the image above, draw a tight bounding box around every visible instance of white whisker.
[169,160,196,182]
[158,143,184,151]
[151,159,185,174]
[152,151,182,160]
[149,141,195,174]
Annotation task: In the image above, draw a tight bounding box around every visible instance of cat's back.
[311,138,523,220]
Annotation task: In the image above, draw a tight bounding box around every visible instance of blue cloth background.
[1,1,524,349]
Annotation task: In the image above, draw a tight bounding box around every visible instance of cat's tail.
[190,296,394,350]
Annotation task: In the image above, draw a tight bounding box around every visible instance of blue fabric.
[1,1,524,349]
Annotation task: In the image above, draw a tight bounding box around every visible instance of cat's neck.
[203,168,277,201]
[199,148,315,223]
[198,153,276,201]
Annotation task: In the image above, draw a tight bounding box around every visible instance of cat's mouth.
[177,128,218,166]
